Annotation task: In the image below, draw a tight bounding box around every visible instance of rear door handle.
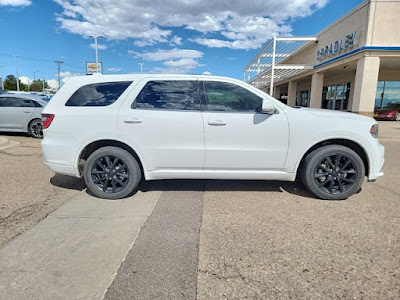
[208,120,227,126]
[124,118,143,124]
[24,111,32,113]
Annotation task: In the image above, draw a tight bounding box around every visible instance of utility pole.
[139,63,144,73]
[89,35,103,73]
[13,55,20,91]
[55,60,63,90]
[33,70,40,81]
[0,65,4,90]
[42,73,45,92]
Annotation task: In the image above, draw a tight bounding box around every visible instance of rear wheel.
[301,145,365,200]
[28,118,43,138]
[83,146,141,199]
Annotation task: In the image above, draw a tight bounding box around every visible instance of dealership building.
[244,0,400,117]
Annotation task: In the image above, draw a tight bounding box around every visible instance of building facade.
[244,0,400,117]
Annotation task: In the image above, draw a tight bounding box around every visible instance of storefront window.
[375,81,400,109]
[298,90,309,107]
[322,83,350,111]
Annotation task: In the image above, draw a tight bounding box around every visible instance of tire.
[28,118,43,138]
[301,145,365,200]
[83,146,142,199]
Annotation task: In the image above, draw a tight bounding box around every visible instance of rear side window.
[133,81,200,110]
[0,97,34,107]
[66,81,132,107]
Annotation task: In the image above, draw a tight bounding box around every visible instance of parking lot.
[0,121,399,299]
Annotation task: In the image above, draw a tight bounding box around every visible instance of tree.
[29,79,49,92]
[3,74,28,91]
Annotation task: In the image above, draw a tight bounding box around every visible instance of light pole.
[55,60,63,90]
[89,35,103,73]
[13,55,20,91]
[139,63,144,73]
[33,70,40,81]
[42,73,45,92]
[0,65,4,90]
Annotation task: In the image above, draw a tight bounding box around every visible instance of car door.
[0,98,4,127]
[1,97,35,129]
[201,80,289,171]
[119,79,205,171]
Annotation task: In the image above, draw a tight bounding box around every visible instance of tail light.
[42,114,55,129]
[370,124,378,138]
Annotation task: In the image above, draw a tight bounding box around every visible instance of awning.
[244,36,317,95]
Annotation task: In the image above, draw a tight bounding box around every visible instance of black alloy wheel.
[91,155,130,194]
[29,119,43,138]
[314,154,357,195]
[84,146,142,199]
[301,145,365,200]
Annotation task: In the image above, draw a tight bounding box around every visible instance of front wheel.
[83,146,142,199]
[301,145,365,200]
[28,119,43,138]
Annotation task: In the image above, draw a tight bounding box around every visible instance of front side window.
[203,81,262,112]
[0,97,34,107]
[133,80,200,110]
[66,81,132,107]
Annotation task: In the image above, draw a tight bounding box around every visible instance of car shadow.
[138,179,316,199]
[0,132,30,138]
[50,174,86,191]
[50,174,322,200]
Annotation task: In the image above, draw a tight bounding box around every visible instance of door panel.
[0,97,34,129]
[118,79,205,171]
[201,80,289,171]
[203,112,289,170]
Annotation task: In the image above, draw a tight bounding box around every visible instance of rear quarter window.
[65,81,132,107]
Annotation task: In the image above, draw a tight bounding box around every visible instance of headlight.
[370,124,379,138]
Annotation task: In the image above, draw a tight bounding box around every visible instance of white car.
[0,94,47,138]
[41,74,384,200]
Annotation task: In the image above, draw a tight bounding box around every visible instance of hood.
[297,107,373,122]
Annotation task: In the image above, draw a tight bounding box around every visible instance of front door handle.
[124,118,143,124]
[24,111,32,113]
[208,120,227,126]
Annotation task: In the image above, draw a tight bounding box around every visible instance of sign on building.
[86,62,103,75]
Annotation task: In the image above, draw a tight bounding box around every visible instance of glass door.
[322,83,350,111]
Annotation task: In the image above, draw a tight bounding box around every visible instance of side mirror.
[262,98,277,114]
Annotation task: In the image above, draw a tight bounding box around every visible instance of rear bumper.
[44,161,80,177]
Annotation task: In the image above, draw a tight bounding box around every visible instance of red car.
[374,103,400,121]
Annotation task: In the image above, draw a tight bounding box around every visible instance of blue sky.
[0,0,363,89]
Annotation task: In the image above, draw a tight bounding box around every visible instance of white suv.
[41,74,384,200]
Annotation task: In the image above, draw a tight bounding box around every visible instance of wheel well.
[297,139,369,176]
[78,140,144,175]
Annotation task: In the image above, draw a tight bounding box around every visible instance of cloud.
[129,48,203,61]
[47,79,59,90]
[54,0,328,50]
[19,76,30,85]
[0,0,31,6]
[89,43,108,50]
[57,71,81,78]
[202,71,212,75]
[130,48,204,73]
[107,67,121,72]
[170,35,182,46]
